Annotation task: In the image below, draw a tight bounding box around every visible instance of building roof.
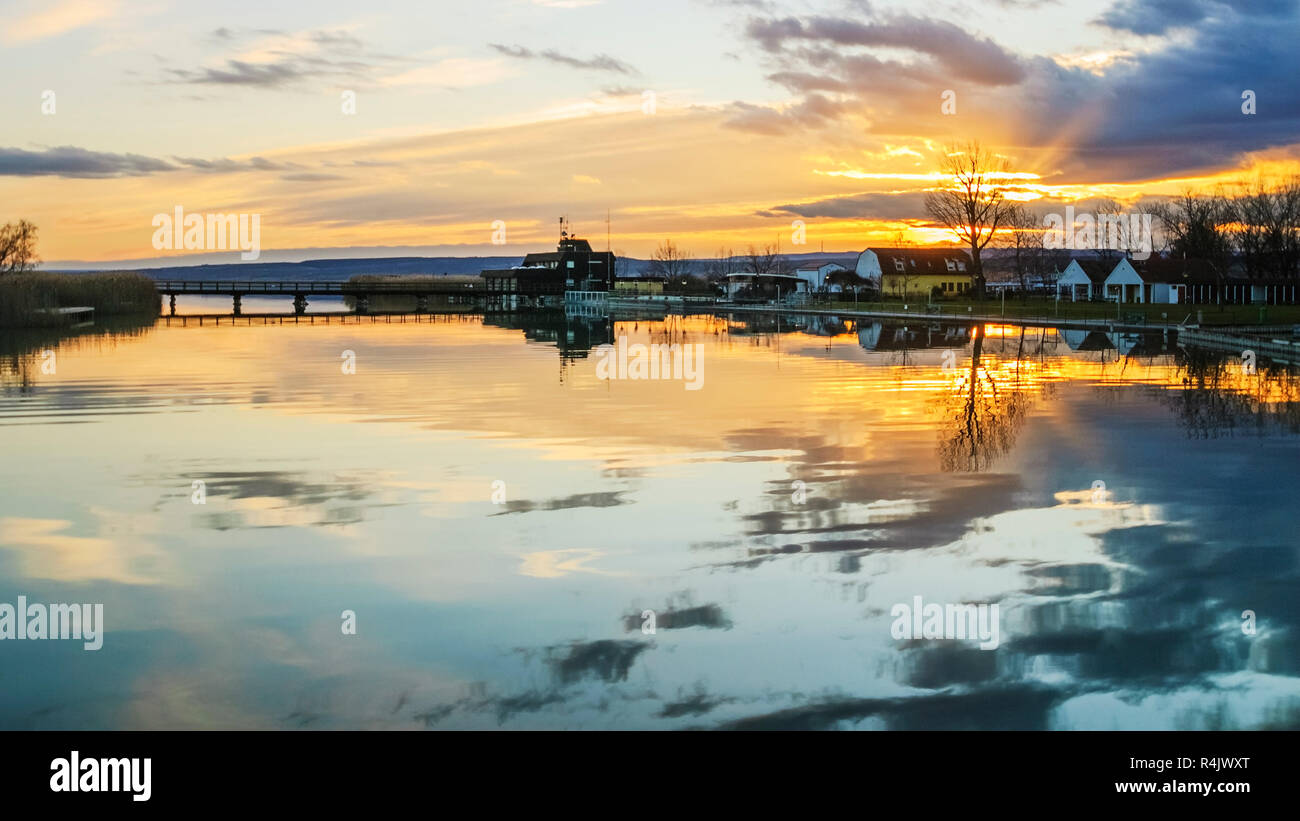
[1068,258,1111,283]
[480,266,560,279]
[870,247,972,275]
[726,272,804,281]
[794,260,851,272]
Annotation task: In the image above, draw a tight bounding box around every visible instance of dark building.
[520,235,617,291]
[479,266,565,299]
[479,220,617,296]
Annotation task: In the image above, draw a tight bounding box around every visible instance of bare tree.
[1000,205,1045,298]
[1093,198,1126,263]
[745,243,783,275]
[1226,178,1300,279]
[924,141,1016,299]
[703,246,737,281]
[1151,190,1233,270]
[648,239,692,280]
[0,220,39,275]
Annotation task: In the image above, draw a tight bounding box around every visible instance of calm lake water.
[2,306,1298,730]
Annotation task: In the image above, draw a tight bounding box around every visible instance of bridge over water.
[154,279,485,315]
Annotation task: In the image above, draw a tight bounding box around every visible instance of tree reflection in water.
[1166,347,1300,438]
[935,325,1044,472]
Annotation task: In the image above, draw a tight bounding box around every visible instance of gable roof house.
[1106,256,1212,304]
[793,260,851,291]
[1056,259,1110,301]
[856,248,973,298]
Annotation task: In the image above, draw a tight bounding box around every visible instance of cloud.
[1091,0,1299,36]
[165,59,357,88]
[0,146,303,178]
[489,43,637,74]
[378,58,512,89]
[759,191,932,220]
[1093,0,1217,35]
[281,172,348,182]
[2,0,117,44]
[162,27,407,89]
[172,156,290,172]
[0,146,173,178]
[745,14,1026,86]
[723,94,850,135]
[730,3,1300,181]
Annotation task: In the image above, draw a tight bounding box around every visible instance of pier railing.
[153,280,483,295]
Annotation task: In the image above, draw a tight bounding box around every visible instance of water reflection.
[1,310,1298,729]
[1166,347,1300,437]
[936,326,1041,472]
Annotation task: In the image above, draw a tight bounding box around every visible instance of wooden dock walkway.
[154,279,484,316]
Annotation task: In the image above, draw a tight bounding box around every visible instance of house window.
[946,259,956,272]
[894,259,905,272]
[957,261,966,271]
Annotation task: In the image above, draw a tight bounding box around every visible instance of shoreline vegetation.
[0,272,161,328]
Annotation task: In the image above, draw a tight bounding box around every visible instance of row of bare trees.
[646,240,791,282]
[1151,180,1300,278]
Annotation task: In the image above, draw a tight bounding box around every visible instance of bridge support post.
[232,294,242,316]
[168,294,176,316]
[293,294,308,315]
[417,294,429,313]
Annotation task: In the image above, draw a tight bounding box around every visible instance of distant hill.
[48,256,525,281]
[44,248,1035,282]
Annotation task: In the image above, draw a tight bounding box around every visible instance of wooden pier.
[154,279,484,316]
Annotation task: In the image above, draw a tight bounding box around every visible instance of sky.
[3,0,1300,265]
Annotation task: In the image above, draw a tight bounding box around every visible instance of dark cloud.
[168,28,395,88]
[1094,0,1217,35]
[165,58,369,88]
[172,155,291,172]
[1093,0,1296,35]
[0,147,310,179]
[723,94,849,135]
[732,3,1300,181]
[0,146,173,178]
[746,14,1026,85]
[489,43,637,75]
[759,191,932,220]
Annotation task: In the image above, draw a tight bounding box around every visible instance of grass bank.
[0,272,160,327]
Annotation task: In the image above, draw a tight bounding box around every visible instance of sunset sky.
[3,0,1300,265]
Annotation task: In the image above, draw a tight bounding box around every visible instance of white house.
[1103,258,1144,303]
[793,262,847,291]
[1056,259,1110,301]
[1104,258,1187,304]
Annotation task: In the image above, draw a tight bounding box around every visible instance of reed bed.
[0,272,160,327]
